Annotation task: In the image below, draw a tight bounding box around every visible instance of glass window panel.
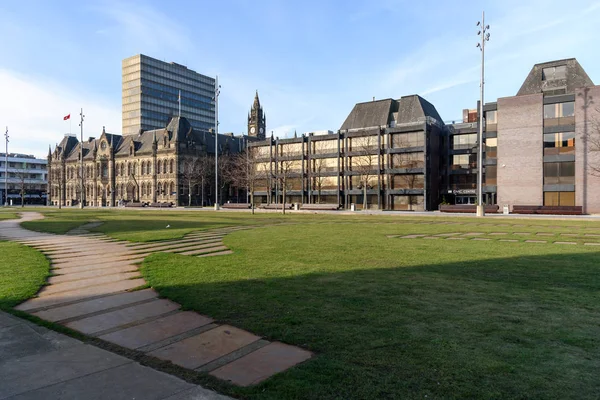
[544,104,557,119]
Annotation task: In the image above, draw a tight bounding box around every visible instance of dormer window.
[542,65,566,81]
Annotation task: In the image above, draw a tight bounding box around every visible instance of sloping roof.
[340,99,394,130]
[516,58,594,96]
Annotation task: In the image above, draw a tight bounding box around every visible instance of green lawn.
[142,222,600,400]
[0,241,50,310]
[10,208,600,398]
[0,210,19,220]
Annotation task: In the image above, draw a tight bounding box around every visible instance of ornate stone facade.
[48,116,246,207]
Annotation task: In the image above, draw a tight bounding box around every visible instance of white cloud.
[0,69,120,158]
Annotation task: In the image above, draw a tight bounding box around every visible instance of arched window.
[162,160,167,174]
[157,160,162,175]
[157,182,162,196]
[141,162,146,175]
[169,159,174,174]
[121,163,125,176]
[147,161,152,175]
[170,181,175,196]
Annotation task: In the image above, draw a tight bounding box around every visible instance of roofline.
[351,98,394,106]
[531,58,577,67]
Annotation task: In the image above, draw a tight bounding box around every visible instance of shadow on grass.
[142,251,600,400]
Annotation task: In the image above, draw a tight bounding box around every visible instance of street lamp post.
[4,127,8,206]
[476,12,490,217]
[79,109,85,209]
[214,76,221,210]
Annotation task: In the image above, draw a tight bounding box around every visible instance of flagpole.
[4,127,8,207]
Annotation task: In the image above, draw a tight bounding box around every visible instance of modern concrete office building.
[249,95,445,210]
[122,54,216,136]
[249,58,600,213]
[0,153,47,205]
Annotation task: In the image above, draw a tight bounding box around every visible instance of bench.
[260,203,294,210]
[439,205,499,213]
[124,202,145,208]
[149,202,173,208]
[221,203,251,209]
[300,203,340,211]
[512,205,583,215]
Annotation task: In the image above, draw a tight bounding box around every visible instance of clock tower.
[248,91,266,140]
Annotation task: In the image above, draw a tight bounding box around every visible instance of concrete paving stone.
[514,232,531,235]
[48,265,139,284]
[54,260,143,274]
[0,344,131,399]
[127,237,218,250]
[178,246,229,256]
[400,234,425,239]
[446,237,466,240]
[472,238,491,241]
[66,299,180,335]
[162,386,232,400]
[196,340,270,373]
[50,251,134,263]
[149,325,261,370]
[0,312,21,329]
[99,311,213,350]
[385,235,399,238]
[0,321,81,363]
[584,242,600,246]
[40,272,141,296]
[47,249,132,259]
[435,233,461,237]
[499,239,519,242]
[488,232,508,235]
[525,240,547,243]
[560,233,579,237]
[554,241,577,245]
[137,324,219,353]
[198,250,233,257]
[536,232,555,236]
[210,342,312,387]
[8,361,194,400]
[52,256,145,270]
[131,240,223,255]
[584,233,600,237]
[423,237,440,240]
[33,289,158,322]
[462,232,484,236]
[16,278,147,311]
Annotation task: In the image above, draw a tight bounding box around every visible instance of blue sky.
[1,0,599,157]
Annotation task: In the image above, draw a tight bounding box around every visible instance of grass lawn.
[141,221,600,400]
[0,210,19,220]
[0,241,50,310]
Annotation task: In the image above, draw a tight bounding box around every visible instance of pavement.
[0,310,229,400]
[0,212,313,398]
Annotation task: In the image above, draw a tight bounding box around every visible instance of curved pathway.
[0,213,311,387]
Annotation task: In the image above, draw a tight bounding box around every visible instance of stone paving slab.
[554,241,577,245]
[48,265,138,284]
[149,325,261,370]
[53,260,144,274]
[210,342,313,386]
[8,362,194,400]
[99,311,214,350]
[66,299,180,335]
[179,246,229,256]
[0,322,81,363]
[0,312,21,329]
[584,242,600,246]
[131,240,224,255]
[0,344,131,399]
[52,256,146,270]
[33,289,158,323]
[525,240,547,243]
[40,272,141,296]
[16,278,147,311]
[198,250,234,257]
[126,237,221,250]
[162,386,232,400]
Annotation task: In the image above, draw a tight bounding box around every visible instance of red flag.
[63,114,70,121]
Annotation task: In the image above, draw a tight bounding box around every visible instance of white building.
[0,153,48,206]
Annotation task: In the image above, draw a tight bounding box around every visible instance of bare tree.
[13,167,29,208]
[257,161,273,205]
[229,149,261,214]
[180,156,211,206]
[276,158,296,215]
[49,166,64,209]
[312,157,326,204]
[351,135,379,210]
[587,105,600,176]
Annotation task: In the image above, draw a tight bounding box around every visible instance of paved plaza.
[0,213,312,397]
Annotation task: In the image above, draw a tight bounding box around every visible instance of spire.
[294,130,297,138]
[253,90,260,109]
[153,130,157,143]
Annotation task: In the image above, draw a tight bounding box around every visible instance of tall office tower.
[122,54,216,135]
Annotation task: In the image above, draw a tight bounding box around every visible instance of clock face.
[250,127,256,134]
[259,127,264,134]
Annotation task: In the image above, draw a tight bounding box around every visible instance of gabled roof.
[397,95,443,124]
[340,99,394,130]
[516,58,594,96]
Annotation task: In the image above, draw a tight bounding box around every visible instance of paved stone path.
[0,213,311,388]
[390,230,600,246]
[0,310,229,399]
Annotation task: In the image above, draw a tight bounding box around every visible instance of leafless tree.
[180,156,211,206]
[257,161,273,205]
[49,166,64,209]
[13,168,30,208]
[587,105,600,176]
[229,148,261,214]
[351,135,379,210]
[277,158,296,215]
[312,157,326,204]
